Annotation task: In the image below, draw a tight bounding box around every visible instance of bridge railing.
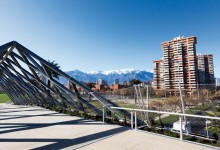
[0,41,133,121]
[102,106,220,147]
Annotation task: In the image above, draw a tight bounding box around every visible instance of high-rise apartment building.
[96,79,108,86]
[162,36,198,90]
[197,54,215,84]
[153,59,164,89]
[114,79,119,85]
[153,36,215,92]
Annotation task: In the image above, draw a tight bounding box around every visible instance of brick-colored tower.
[153,36,198,91]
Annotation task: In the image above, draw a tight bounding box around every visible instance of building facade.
[197,54,215,84]
[153,36,214,92]
[153,59,164,89]
[162,36,198,90]
[96,79,108,86]
[114,79,119,85]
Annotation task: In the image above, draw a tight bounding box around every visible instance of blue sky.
[0,0,220,76]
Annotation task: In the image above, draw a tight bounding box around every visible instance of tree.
[120,88,129,96]
[42,60,60,96]
[165,96,180,112]
[156,90,165,98]
[149,100,164,126]
[199,89,209,106]
[130,79,142,85]
[211,90,220,101]
[112,90,120,95]
[44,60,60,80]
[86,82,95,89]
[149,100,164,110]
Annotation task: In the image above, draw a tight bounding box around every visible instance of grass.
[0,94,10,103]
[116,102,137,109]
[155,115,179,125]
[90,100,137,110]
[185,109,201,115]
[205,109,220,117]
[206,111,216,116]
[89,100,137,119]
[89,101,104,110]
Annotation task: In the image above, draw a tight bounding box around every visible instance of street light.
[206,120,211,137]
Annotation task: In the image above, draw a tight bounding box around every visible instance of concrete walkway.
[0,103,217,150]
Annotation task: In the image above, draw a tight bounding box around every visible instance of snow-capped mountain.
[59,69,153,85]
[87,68,140,75]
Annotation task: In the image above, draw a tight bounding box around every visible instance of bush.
[0,94,10,103]
[211,91,220,100]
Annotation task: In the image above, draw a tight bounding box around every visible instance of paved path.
[0,103,217,150]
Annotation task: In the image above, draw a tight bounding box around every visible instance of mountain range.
[59,68,153,85]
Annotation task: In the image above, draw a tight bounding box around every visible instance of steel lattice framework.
[0,41,131,119]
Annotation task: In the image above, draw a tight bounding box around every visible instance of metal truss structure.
[0,41,130,120]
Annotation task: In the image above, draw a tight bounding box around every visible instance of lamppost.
[206,120,211,137]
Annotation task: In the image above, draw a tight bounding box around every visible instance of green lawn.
[116,102,137,109]
[0,94,10,103]
[90,100,137,110]
[156,115,179,125]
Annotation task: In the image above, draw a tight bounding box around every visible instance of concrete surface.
[0,103,218,150]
